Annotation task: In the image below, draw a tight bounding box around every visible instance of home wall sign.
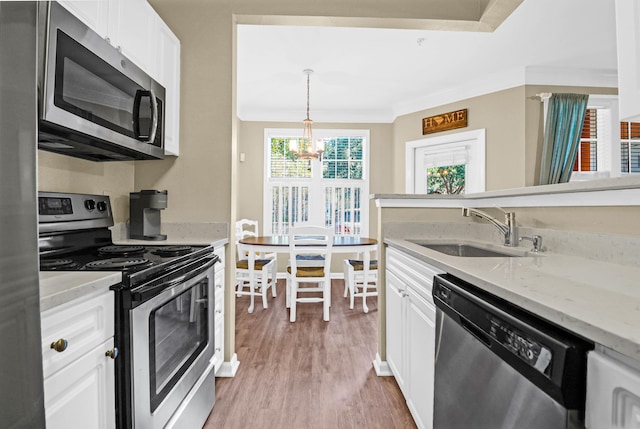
[422,109,468,135]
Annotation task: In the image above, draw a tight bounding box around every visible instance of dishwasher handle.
[460,317,491,347]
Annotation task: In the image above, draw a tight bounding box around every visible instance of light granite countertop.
[385,237,640,362]
[40,271,121,312]
[110,222,228,247]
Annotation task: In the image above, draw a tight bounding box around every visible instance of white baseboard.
[215,353,240,377]
[373,353,393,376]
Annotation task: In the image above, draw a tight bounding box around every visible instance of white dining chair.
[235,219,277,261]
[343,248,378,313]
[235,219,277,313]
[286,225,333,322]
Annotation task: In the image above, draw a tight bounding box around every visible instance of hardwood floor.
[203,279,417,429]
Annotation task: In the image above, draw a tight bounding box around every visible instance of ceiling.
[236,0,618,124]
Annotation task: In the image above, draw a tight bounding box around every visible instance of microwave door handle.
[132,89,158,143]
[147,88,158,144]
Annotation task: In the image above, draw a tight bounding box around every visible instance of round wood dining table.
[238,235,377,249]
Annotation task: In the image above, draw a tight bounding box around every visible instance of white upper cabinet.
[109,0,156,75]
[615,0,640,121]
[57,0,153,70]
[56,0,109,38]
[155,18,181,156]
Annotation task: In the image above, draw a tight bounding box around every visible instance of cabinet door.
[407,291,436,429]
[57,0,109,39]
[156,18,181,156]
[386,270,406,393]
[616,0,640,121]
[109,0,155,73]
[214,267,224,374]
[44,338,116,429]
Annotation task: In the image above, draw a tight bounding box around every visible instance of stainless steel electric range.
[38,192,218,429]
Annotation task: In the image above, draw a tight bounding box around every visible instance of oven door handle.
[132,256,218,302]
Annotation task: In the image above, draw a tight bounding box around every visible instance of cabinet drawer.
[387,247,443,302]
[41,291,114,379]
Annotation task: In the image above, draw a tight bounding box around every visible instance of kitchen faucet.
[462,207,518,246]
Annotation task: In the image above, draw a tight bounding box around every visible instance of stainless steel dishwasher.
[432,274,593,429]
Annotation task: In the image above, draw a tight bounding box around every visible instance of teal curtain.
[539,93,589,185]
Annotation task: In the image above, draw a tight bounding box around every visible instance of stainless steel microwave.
[37,2,165,161]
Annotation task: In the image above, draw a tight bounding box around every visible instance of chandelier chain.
[306,71,311,121]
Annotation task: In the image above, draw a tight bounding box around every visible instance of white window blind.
[422,145,468,168]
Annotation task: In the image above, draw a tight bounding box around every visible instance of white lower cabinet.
[386,271,406,390]
[586,346,640,429]
[44,338,116,429]
[41,290,116,429]
[213,246,226,375]
[407,290,436,429]
[386,246,443,429]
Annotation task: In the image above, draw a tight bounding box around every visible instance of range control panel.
[38,196,73,215]
[38,192,113,233]
[488,315,553,376]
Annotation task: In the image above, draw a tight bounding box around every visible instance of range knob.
[97,201,108,212]
[84,199,96,211]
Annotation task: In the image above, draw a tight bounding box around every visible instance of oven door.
[130,258,215,429]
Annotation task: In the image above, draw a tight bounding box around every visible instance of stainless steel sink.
[410,242,524,257]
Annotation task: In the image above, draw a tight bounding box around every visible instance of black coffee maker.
[129,190,167,240]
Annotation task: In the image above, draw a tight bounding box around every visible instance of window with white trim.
[543,95,639,181]
[569,98,617,181]
[264,129,369,236]
[406,129,486,194]
[620,121,640,173]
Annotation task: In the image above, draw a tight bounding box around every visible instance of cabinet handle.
[50,338,68,353]
[216,284,223,289]
[105,348,119,360]
[401,292,409,298]
[216,309,223,314]
[215,347,221,352]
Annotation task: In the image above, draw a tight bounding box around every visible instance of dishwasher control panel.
[488,315,553,375]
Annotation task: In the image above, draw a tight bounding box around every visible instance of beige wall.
[391,84,619,194]
[392,87,527,192]
[38,151,135,223]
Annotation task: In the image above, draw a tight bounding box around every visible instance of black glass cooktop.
[39,244,208,273]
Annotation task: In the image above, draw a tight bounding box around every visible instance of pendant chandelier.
[289,69,324,161]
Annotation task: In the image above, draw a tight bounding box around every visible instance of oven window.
[148,279,208,411]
